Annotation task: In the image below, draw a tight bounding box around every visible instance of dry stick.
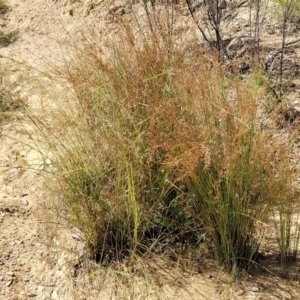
[185,0,229,60]
[150,0,165,36]
[278,1,297,99]
[170,0,174,37]
[249,0,252,40]
[267,39,300,77]
[164,0,172,37]
[207,0,230,61]
[142,0,154,33]
[167,0,175,57]
[279,14,287,99]
[133,0,165,53]
[130,3,151,49]
[185,0,212,48]
[254,0,261,61]
[160,0,174,54]
[237,0,248,8]
[208,0,222,58]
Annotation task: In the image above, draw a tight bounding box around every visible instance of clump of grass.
[0,90,23,124]
[0,0,7,13]
[271,145,300,271]
[43,26,201,263]
[31,16,297,275]
[188,106,291,272]
[0,30,18,47]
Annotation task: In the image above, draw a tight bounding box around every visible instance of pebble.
[51,290,58,299]
[26,292,37,297]
[6,168,19,180]
[6,280,13,287]
[22,199,29,205]
[247,284,260,292]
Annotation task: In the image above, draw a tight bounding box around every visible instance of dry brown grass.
[26,14,298,277]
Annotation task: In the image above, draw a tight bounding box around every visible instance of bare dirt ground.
[1,1,300,299]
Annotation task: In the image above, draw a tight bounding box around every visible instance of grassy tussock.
[0,0,6,13]
[32,21,297,274]
[0,89,23,124]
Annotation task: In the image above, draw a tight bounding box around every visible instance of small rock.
[6,280,13,287]
[51,290,58,300]
[26,293,37,297]
[72,233,82,241]
[70,268,76,277]
[18,291,26,297]
[6,168,19,180]
[247,284,260,292]
[6,272,15,277]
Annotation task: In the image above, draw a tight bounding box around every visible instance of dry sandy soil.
[1,0,300,299]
